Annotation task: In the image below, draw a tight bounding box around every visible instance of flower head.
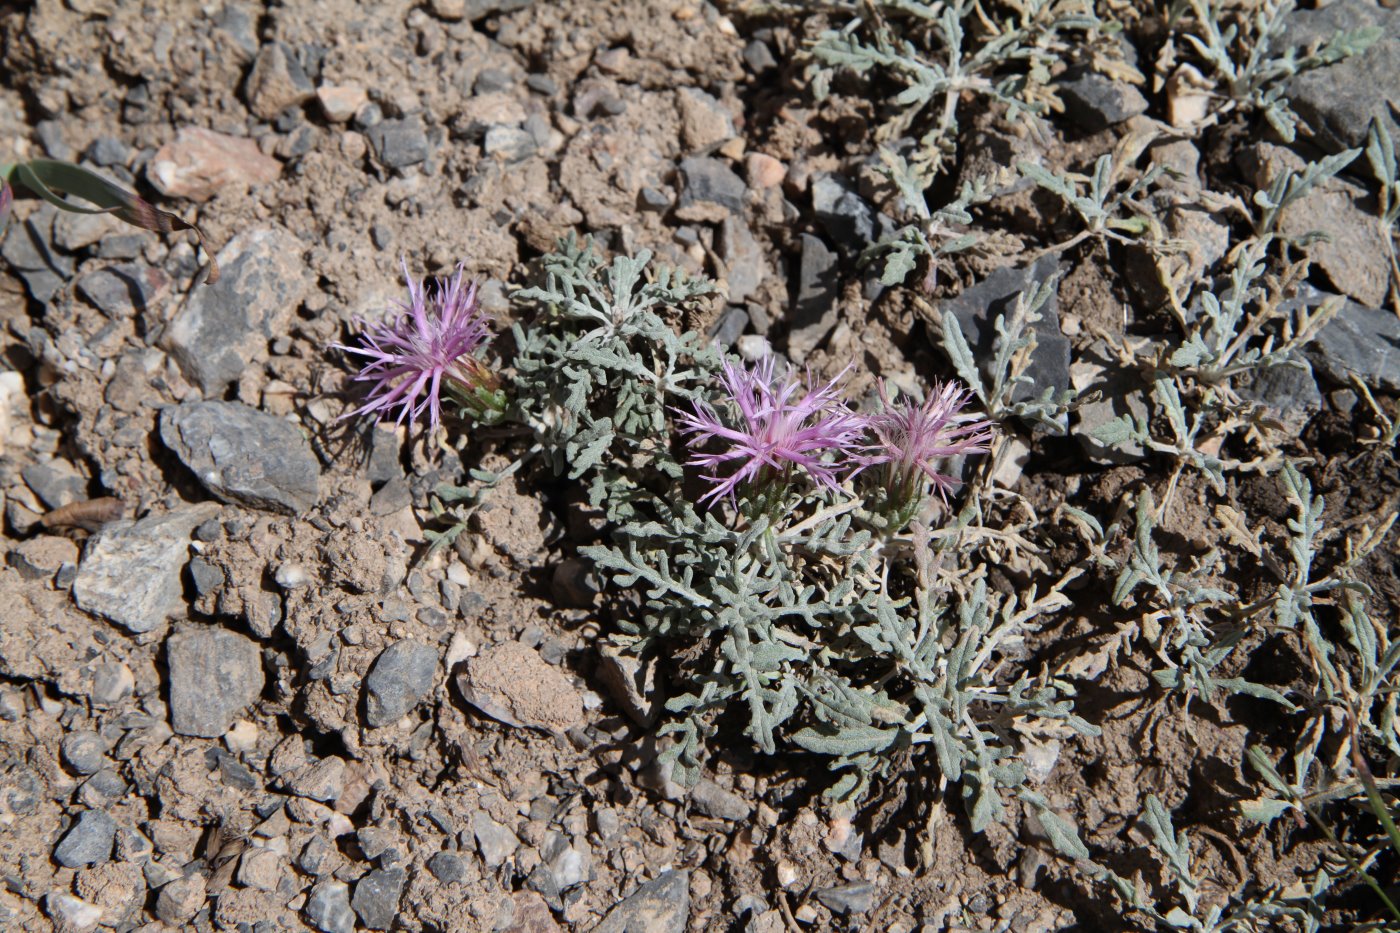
[334,259,495,431]
[676,355,865,506]
[860,379,994,504]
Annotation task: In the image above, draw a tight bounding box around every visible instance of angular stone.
[1238,361,1323,435]
[473,811,520,869]
[166,627,264,737]
[351,866,406,931]
[305,879,355,933]
[76,264,170,319]
[456,641,584,732]
[815,882,876,916]
[54,810,117,868]
[148,128,281,202]
[719,216,766,306]
[245,41,315,120]
[689,779,751,822]
[1285,0,1400,154]
[317,85,368,123]
[676,87,733,152]
[1058,69,1149,130]
[367,117,430,169]
[1301,288,1400,392]
[164,226,310,394]
[364,640,438,727]
[2,209,73,304]
[160,401,321,514]
[936,256,1071,407]
[72,505,220,634]
[675,157,746,222]
[593,871,689,933]
[788,233,839,363]
[811,173,877,253]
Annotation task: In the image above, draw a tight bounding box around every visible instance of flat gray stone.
[54,810,116,867]
[675,157,746,222]
[593,870,689,933]
[938,255,1070,408]
[689,779,752,822]
[305,879,355,933]
[160,401,320,514]
[1303,288,1400,392]
[351,866,406,931]
[76,263,170,319]
[788,233,839,363]
[1285,0,1400,154]
[811,173,877,252]
[473,811,519,868]
[367,117,431,169]
[72,505,220,634]
[815,882,877,916]
[167,627,264,737]
[164,227,310,394]
[364,640,438,727]
[1239,361,1323,434]
[1058,69,1149,130]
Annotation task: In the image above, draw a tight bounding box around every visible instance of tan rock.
[317,84,367,123]
[456,641,583,732]
[147,128,281,202]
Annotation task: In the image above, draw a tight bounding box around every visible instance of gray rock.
[35,120,72,161]
[73,505,220,635]
[1071,339,1150,464]
[473,811,519,868]
[2,209,73,304]
[675,157,746,222]
[305,879,355,933]
[815,882,877,916]
[21,459,86,509]
[44,894,102,931]
[85,136,131,167]
[1239,361,1323,434]
[364,640,438,727]
[164,227,310,394]
[811,173,877,252]
[550,556,599,608]
[287,756,347,802]
[97,234,146,260]
[543,832,590,889]
[245,41,315,120]
[1302,288,1400,392]
[938,256,1071,408]
[1285,0,1400,154]
[299,836,334,876]
[788,233,840,363]
[719,215,767,306]
[367,117,431,169]
[351,866,406,930]
[427,851,466,884]
[167,627,264,738]
[483,125,536,161]
[1057,69,1149,130]
[593,870,690,933]
[743,39,777,74]
[155,874,207,925]
[89,662,134,706]
[53,210,114,252]
[213,5,259,59]
[463,0,532,20]
[60,731,107,775]
[638,186,671,211]
[708,306,749,348]
[160,401,321,513]
[76,263,169,319]
[54,810,117,867]
[690,779,752,821]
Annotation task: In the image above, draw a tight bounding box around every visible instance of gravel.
[54,810,117,868]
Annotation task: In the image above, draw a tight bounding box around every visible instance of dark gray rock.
[1,208,73,304]
[76,264,169,318]
[60,731,107,776]
[811,173,877,252]
[367,117,431,169]
[1285,0,1400,154]
[85,137,131,167]
[427,851,466,884]
[72,505,220,635]
[1302,288,1400,392]
[593,870,690,933]
[351,866,406,930]
[938,256,1071,406]
[305,879,355,933]
[164,227,310,394]
[54,810,116,867]
[689,779,752,821]
[364,640,438,727]
[743,39,777,74]
[526,73,558,96]
[1058,69,1149,130]
[299,836,334,876]
[96,234,146,260]
[675,157,746,222]
[707,306,749,348]
[551,556,599,608]
[816,882,877,916]
[788,234,840,363]
[167,627,264,737]
[638,186,671,212]
[1239,361,1323,434]
[160,401,321,513]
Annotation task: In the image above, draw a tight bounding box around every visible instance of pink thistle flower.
[333,259,496,431]
[860,379,994,504]
[676,355,865,506]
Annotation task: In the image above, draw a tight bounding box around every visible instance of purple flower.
[860,380,994,503]
[333,259,495,431]
[676,355,865,506]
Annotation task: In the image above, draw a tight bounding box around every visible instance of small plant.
[1364,118,1400,308]
[1020,152,1165,252]
[1172,0,1380,142]
[1,157,218,282]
